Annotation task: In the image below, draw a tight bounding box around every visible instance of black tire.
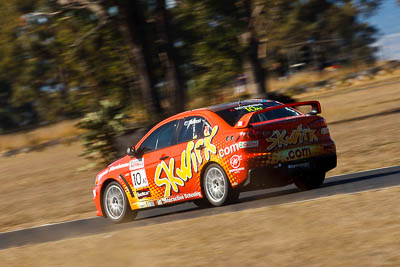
[294,171,325,190]
[202,163,235,206]
[193,189,239,208]
[227,188,240,204]
[192,198,210,208]
[103,181,137,223]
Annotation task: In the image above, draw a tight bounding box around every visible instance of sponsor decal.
[163,191,201,204]
[219,143,240,158]
[230,155,242,169]
[238,140,259,148]
[157,199,163,206]
[129,158,145,171]
[288,162,310,169]
[147,201,155,207]
[234,103,263,111]
[184,118,202,127]
[136,188,151,199]
[109,163,129,172]
[266,124,318,151]
[130,168,149,189]
[155,126,218,197]
[286,147,312,160]
[138,202,147,208]
[321,127,329,135]
[229,167,244,173]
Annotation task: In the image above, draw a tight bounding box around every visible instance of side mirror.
[126,146,136,157]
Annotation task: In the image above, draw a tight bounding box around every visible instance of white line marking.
[268,184,400,208]
[1,165,399,235]
[1,217,97,234]
[327,164,399,178]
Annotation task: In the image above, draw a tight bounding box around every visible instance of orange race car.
[93,99,337,223]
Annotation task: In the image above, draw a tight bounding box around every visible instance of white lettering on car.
[109,163,129,172]
[219,143,240,158]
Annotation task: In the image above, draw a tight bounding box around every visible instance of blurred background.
[1,0,399,131]
[0,0,400,243]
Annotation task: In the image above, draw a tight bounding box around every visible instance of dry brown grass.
[297,78,400,176]
[1,186,399,266]
[0,120,82,151]
[0,142,96,232]
[268,64,400,92]
[0,77,399,233]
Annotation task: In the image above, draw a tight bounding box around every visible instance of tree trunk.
[155,0,185,115]
[244,0,268,98]
[248,34,267,98]
[117,0,164,122]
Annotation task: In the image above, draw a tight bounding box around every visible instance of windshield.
[215,102,301,126]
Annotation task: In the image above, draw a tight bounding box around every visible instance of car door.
[130,120,180,204]
[168,116,213,199]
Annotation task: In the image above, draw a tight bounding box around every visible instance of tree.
[77,100,128,165]
[56,0,186,120]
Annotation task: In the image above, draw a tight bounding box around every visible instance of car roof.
[163,99,277,122]
[201,99,273,112]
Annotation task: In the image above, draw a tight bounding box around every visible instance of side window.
[156,121,177,150]
[178,116,211,143]
[140,120,178,153]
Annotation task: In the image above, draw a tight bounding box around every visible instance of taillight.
[238,128,258,140]
[309,117,327,128]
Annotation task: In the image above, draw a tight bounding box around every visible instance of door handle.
[196,145,205,150]
[160,155,169,160]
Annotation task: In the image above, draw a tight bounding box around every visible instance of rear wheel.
[294,172,325,190]
[203,164,236,206]
[103,181,137,223]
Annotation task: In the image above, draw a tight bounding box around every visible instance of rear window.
[215,102,301,126]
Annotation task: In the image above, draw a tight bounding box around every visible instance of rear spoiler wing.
[234,101,321,129]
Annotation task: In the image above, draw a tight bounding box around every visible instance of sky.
[367,0,400,59]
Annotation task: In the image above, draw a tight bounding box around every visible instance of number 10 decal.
[130,169,149,189]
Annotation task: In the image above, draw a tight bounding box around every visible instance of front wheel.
[103,181,137,223]
[294,172,325,190]
[203,164,235,206]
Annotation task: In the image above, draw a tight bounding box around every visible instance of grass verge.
[1,186,399,266]
[0,75,399,233]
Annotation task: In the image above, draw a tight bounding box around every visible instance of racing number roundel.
[131,169,148,188]
[129,158,149,189]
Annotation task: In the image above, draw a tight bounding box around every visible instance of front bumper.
[244,154,337,190]
[93,186,103,216]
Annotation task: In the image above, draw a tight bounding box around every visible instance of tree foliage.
[77,100,128,165]
[0,0,387,161]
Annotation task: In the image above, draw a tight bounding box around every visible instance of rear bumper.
[244,154,337,189]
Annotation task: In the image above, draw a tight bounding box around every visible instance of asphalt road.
[1,165,399,250]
